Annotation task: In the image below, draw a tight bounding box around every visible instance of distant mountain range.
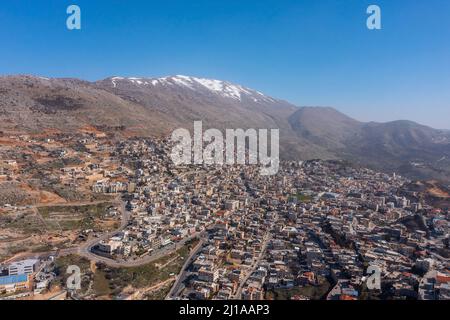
[1,75,449,181]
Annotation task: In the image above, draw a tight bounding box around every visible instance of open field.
[0,202,119,263]
[265,277,332,300]
[37,202,115,232]
[51,242,196,300]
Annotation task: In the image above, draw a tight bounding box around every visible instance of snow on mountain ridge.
[109,75,275,102]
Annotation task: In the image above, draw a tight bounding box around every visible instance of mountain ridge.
[1,74,449,181]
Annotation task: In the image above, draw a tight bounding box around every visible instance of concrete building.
[8,259,39,276]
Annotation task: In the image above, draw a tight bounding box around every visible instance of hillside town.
[0,131,448,300]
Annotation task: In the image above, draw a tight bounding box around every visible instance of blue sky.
[1,0,449,128]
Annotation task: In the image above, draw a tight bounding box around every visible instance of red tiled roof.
[436,275,450,284]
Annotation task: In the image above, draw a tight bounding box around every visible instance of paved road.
[77,200,130,263]
[79,233,201,268]
[77,213,210,268]
[165,237,206,299]
[77,199,203,268]
[2,198,125,261]
[232,234,271,299]
[5,199,203,269]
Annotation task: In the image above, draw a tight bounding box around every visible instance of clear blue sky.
[1,0,449,128]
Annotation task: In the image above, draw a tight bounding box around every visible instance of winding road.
[76,201,203,268]
[165,237,206,299]
[9,199,202,269]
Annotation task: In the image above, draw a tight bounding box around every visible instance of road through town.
[77,201,202,268]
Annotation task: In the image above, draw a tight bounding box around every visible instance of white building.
[8,259,39,276]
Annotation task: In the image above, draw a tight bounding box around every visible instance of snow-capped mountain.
[107,75,275,103]
[95,75,297,140]
[1,74,449,181]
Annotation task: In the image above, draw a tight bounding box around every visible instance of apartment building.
[8,259,39,276]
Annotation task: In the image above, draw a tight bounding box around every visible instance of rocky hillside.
[1,75,449,181]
